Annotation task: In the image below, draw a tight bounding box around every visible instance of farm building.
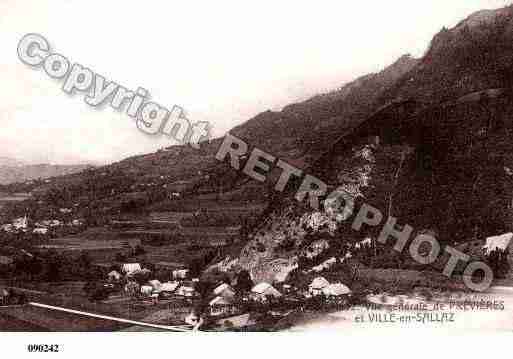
[483,233,513,254]
[160,281,179,295]
[251,283,281,302]
[122,263,142,274]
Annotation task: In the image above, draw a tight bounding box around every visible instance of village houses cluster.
[101,259,354,328]
[0,208,83,235]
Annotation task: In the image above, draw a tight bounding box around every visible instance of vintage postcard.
[2,0,513,354]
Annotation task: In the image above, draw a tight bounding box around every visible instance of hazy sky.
[1,0,511,164]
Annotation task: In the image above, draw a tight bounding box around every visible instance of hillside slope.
[230,54,418,166]
[232,5,513,283]
[0,53,418,220]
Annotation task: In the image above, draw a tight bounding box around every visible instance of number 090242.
[27,344,60,353]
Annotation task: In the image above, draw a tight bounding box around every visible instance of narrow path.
[28,302,192,332]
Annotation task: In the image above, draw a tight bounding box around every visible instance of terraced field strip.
[29,302,193,332]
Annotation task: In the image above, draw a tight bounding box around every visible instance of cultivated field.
[0,305,128,331]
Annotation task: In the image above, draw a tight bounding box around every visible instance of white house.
[160,281,179,294]
[213,283,236,298]
[140,285,153,296]
[148,280,162,292]
[122,263,142,274]
[321,283,351,297]
[251,282,281,302]
[309,277,330,296]
[483,233,513,255]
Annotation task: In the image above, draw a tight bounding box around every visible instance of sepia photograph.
[2,0,513,355]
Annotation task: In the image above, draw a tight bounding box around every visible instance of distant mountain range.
[0,157,92,184]
[0,157,25,167]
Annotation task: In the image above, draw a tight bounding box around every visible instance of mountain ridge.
[0,162,94,185]
[229,4,513,283]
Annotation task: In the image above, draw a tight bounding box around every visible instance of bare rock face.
[237,207,306,281]
[234,140,381,283]
[249,258,299,284]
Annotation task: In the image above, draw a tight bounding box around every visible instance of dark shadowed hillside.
[229,5,513,283]
[379,7,513,105]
